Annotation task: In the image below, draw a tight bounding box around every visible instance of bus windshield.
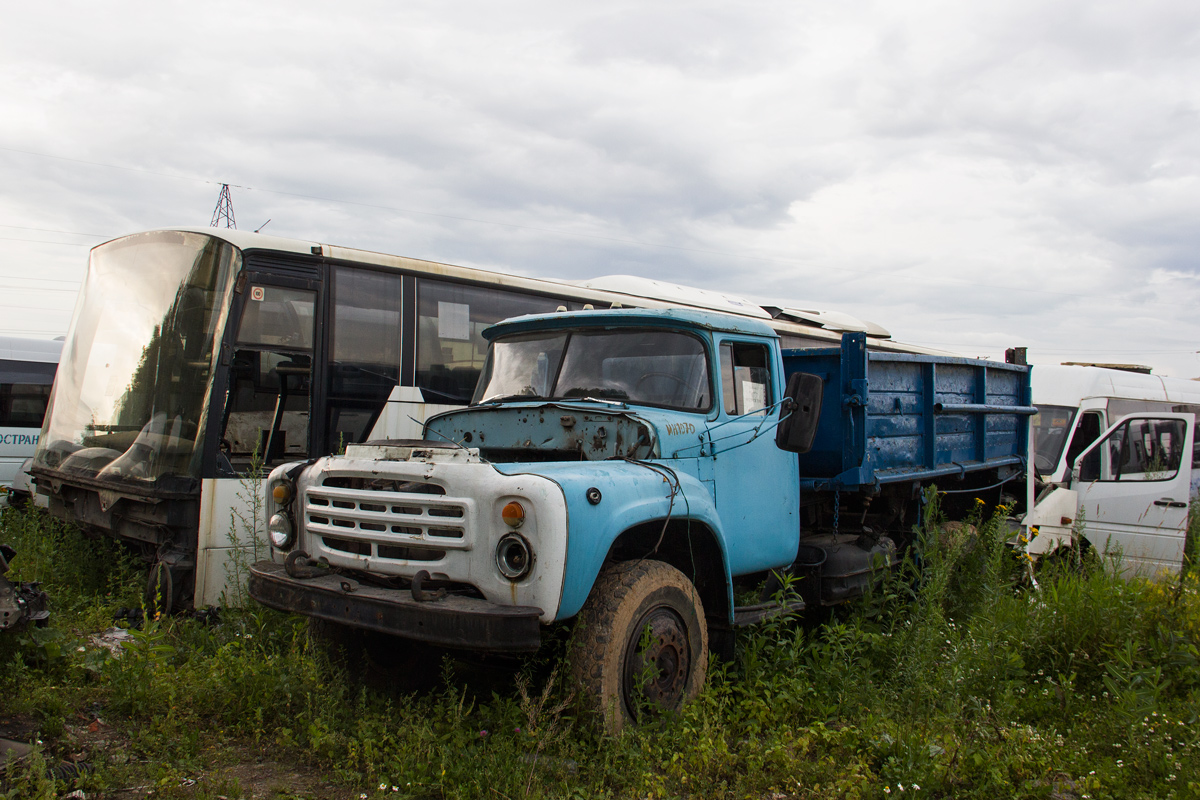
[36,231,240,485]
[473,329,712,411]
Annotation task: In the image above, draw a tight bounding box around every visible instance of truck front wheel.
[572,560,708,732]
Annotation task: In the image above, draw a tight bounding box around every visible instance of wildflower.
[884,788,891,795]
[913,785,920,790]
[360,794,368,799]
[379,784,387,791]
[480,729,489,738]
[392,787,399,793]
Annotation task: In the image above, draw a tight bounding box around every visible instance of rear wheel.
[572,560,707,732]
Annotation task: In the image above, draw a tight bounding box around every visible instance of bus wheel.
[572,560,707,733]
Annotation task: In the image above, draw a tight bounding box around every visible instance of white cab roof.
[1033,364,1200,407]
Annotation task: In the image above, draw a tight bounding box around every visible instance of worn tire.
[572,560,708,733]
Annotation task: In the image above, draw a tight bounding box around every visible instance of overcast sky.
[2,1,1199,376]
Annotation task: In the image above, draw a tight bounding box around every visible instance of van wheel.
[572,560,707,733]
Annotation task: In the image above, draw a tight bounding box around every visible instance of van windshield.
[474,329,712,412]
[1031,404,1076,474]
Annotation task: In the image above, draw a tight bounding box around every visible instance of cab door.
[707,338,799,575]
[1070,412,1194,575]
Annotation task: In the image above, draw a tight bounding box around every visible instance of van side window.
[1081,417,1186,482]
[720,342,771,416]
[1065,411,1102,474]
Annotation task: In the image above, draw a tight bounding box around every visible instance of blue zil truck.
[249,307,1032,729]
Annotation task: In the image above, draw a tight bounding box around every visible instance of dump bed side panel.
[782,333,1033,490]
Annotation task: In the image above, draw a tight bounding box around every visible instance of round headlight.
[268,512,295,550]
[496,533,534,581]
[271,480,294,505]
[501,501,525,528]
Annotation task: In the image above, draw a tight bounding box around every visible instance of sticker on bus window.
[438,301,470,341]
[251,286,265,302]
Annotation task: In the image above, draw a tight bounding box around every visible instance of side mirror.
[776,372,823,453]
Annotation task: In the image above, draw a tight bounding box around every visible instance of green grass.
[1,501,1199,799]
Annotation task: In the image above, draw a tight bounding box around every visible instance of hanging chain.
[833,490,840,534]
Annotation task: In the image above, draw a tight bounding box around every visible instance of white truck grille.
[303,483,474,562]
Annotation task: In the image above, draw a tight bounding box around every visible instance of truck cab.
[251,308,799,728]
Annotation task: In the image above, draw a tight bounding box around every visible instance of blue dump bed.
[782,333,1034,492]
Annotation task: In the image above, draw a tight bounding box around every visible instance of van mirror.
[776,372,823,453]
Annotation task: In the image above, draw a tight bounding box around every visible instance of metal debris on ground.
[89,627,136,657]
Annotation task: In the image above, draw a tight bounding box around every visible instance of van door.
[1070,412,1194,575]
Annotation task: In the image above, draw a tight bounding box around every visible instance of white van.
[0,336,62,500]
[1023,365,1200,575]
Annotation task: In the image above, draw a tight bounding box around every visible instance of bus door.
[1070,412,1194,574]
[218,278,320,474]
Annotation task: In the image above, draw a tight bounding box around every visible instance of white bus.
[1024,365,1200,575]
[0,336,61,498]
[32,227,938,610]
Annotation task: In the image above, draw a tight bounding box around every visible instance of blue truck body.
[785,332,1032,492]
[249,307,1032,729]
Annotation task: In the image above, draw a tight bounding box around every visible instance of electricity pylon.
[210,184,236,229]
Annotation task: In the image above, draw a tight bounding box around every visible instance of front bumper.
[248,560,543,652]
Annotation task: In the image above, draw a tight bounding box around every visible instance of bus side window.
[327,267,403,452]
[0,383,52,427]
[415,279,573,404]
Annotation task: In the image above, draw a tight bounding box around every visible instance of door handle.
[1153,498,1188,508]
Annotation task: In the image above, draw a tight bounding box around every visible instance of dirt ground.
[0,714,353,800]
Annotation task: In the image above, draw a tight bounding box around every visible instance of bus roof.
[120,227,947,357]
[1033,364,1200,407]
[0,335,63,364]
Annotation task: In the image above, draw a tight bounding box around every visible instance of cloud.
[1,0,1199,375]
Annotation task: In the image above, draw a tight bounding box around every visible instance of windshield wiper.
[563,396,629,408]
[478,394,544,405]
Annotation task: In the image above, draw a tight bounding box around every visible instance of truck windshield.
[473,329,711,411]
[35,231,240,485]
[1031,404,1077,474]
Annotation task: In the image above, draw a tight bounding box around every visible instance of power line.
[4,144,1200,304]
[0,275,81,286]
[0,224,107,238]
[0,236,91,246]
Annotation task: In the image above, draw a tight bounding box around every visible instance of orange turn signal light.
[501,501,525,528]
[272,482,294,504]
